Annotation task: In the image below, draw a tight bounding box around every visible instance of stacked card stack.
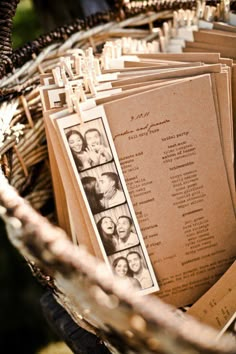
[39,25,236,337]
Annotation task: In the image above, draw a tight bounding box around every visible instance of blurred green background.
[12,0,42,48]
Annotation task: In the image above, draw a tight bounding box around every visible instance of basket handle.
[0,0,19,79]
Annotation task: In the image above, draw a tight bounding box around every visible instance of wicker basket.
[0,1,236,353]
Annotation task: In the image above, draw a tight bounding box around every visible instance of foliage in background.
[12,0,42,48]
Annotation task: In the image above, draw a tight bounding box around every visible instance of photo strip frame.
[54,112,159,295]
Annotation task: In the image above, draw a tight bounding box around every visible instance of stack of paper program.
[187,261,236,331]
[182,23,236,151]
[39,48,236,307]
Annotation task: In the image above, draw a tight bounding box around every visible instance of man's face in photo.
[127,253,141,273]
[117,217,132,239]
[85,130,101,150]
[98,175,114,194]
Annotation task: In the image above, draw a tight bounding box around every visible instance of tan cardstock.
[187,261,236,330]
[100,75,236,306]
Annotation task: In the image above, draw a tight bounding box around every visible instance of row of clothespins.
[51,48,108,116]
[101,2,236,59]
[125,0,232,23]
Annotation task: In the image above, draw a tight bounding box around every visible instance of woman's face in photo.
[68,133,83,153]
[101,217,115,235]
[114,259,128,277]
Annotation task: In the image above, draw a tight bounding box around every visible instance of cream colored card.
[95,78,190,106]
[103,61,202,74]
[43,108,102,258]
[137,52,221,64]
[110,64,222,87]
[194,29,236,47]
[81,74,236,307]
[44,112,72,238]
[185,41,236,59]
[53,109,159,295]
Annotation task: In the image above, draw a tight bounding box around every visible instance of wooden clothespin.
[185,9,192,27]
[94,58,101,76]
[114,41,122,59]
[72,84,88,125]
[159,36,167,53]
[74,84,87,103]
[147,41,159,54]
[87,76,97,97]
[102,42,113,69]
[60,57,74,80]
[203,5,214,22]
[71,95,83,124]
[196,0,206,19]
[65,84,74,113]
[137,39,145,53]
[73,54,84,76]
[222,0,230,23]
[52,66,64,87]
[178,9,185,28]
[60,67,69,85]
[215,3,221,21]
[91,68,98,86]
[86,47,94,61]
[163,22,170,42]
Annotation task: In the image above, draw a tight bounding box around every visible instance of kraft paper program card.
[80,74,236,307]
[187,261,236,330]
[40,51,236,306]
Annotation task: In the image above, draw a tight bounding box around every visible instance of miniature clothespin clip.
[65,82,86,123]
[85,75,97,97]
[60,67,69,85]
[159,25,167,53]
[94,58,101,76]
[65,84,74,113]
[196,0,206,19]
[222,0,230,23]
[163,22,170,42]
[121,37,129,54]
[172,10,178,34]
[102,42,113,70]
[72,49,85,76]
[85,47,94,72]
[73,84,87,124]
[114,41,122,58]
[203,5,215,22]
[147,40,160,53]
[60,57,74,80]
[52,66,64,87]
[52,64,70,87]
[178,9,186,28]
[74,84,87,103]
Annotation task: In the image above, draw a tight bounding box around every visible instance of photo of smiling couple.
[97,214,139,255]
[66,122,113,172]
[110,247,154,290]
